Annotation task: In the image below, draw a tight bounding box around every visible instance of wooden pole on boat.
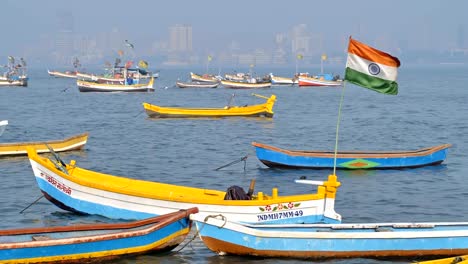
[333,82,346,175]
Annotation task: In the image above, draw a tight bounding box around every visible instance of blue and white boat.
[252,142,452,169]
[0,208,198,263]
[0,120,7,136]
[191,212,468,259]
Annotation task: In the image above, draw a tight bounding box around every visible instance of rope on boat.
[20,195,43,214]
[175,214,227,253]
[214,154,249,171]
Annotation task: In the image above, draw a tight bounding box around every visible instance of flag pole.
[333,82,346,176]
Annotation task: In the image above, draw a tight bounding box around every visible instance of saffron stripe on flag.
[348,38,400,67]
[346,53,398,82]
[345,68,398,95]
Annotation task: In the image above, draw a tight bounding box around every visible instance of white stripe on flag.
[346,53,398,82]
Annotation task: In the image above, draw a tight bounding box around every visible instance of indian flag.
[344,37,400,95]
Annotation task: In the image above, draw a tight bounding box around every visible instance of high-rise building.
[169,24,193,52]
[290,24,310,55]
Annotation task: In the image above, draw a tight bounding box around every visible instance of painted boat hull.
[191,214,468,260]
[0,208,198,263]
[252,142,452,169]
[298,76,342,87]
[47,70,77,79]
[221,80,271,89]
[176,81,219,88]
[26,148,342,224]
[190,72,220,83]
[143,94,276,118]
[77,77,154,92]
[0,133,88,157]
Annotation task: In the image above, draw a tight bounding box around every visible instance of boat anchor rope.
[214,154,248,171]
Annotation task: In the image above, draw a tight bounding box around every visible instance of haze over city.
[3,0,468,68]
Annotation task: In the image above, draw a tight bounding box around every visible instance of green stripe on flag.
[345,68,398,95]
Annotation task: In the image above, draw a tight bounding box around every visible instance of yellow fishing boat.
[142,94,276,118]
[0,132,88,157]
[414,255,468,264]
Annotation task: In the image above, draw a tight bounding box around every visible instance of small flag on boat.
[344,37,400,95]
[208,55,212,61]
[138,60,148,69]
[296,54,303,60]
[117,50,124,56]
[321,54,327,61]
[125,60,133,69]
[125,40,134,49]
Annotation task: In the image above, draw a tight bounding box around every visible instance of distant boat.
[252,142,452,169]
[0,78,27,87]
[77,77,154,92]
[0,132,88,157]
[47,69,78,79]
[143,94,276,118]
[190,72,221,82]
[0,120,7,136]
[176,81,219,88]
[221,79,271,89]
[297,73,342,87]
[0,56,28,87]
[269,73,297,85]
[0,208,198,263]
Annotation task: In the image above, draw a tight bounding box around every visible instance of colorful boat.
[47,70,77,79]
[0,56,28,87]
[269,73,297,85]
[143,94,276,118]
[77,77,154,92]
[0,132,88,157]
[0,207,198,263]
[297,74,342,87]
[176,81,219,88]
[191,212,468,260]
[190,72,220,83]
[221,79,271,89]
[252,142,452,169]
[27,147,342,224]
[0,120,7,136]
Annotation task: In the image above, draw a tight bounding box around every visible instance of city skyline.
[2,0,468,68]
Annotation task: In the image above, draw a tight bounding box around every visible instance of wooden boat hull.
[77,77,154,92]
[191,214,468,260]
[0,133,88,157]
[221,80,271,89]
[0,208,198,263]
[176,81,219,88]
[298,76,342,87]
[27,147,342,224]
[47,70,77,79]
[190,72,220,82]
[143,94,276,118]
[252,142,452,169]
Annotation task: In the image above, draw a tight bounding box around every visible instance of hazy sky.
[3,0,468,55]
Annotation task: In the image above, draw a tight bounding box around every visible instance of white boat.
[269,73,297,85]
[47,70,78,79]
[0,120,7,136]
[77,77,154,92]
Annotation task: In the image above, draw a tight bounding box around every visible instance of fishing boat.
[190,72,220,83]
[77,76,154,92]
[0,78,28,87]
[0,208,198,263]
[252,142,452,169]
[415,255,468,264]
[0,120,7,136]
[191,211,468,260]
[269,73,297,85]
[47,70,77,79]
[221,79,271,89]
[175,81,219,88]
[142,94,276,118]
[297,73,342,87]
[0,132,88,157]
[27,147,342,224]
